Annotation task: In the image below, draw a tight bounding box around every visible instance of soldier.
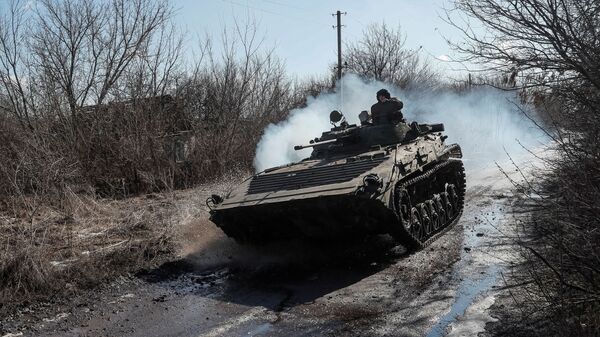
[370,88,404,125]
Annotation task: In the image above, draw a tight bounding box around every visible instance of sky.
[0,0,474,80]
[173,0,472,80]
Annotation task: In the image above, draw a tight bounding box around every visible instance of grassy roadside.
[0,171,244,317]
[0,191,176,312]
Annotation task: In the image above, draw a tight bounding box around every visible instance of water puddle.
[426,199,508,337]
[246,322,274,336]
[425,265,500,337]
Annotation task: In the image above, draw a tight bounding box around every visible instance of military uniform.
[370,97,404,125]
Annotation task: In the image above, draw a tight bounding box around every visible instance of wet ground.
[2,167,520,337]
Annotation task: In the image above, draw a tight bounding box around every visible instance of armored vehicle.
[207,110,465,250]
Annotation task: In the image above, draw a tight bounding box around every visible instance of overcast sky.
[174,0,471,80]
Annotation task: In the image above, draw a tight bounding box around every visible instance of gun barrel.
[294,138,337,151]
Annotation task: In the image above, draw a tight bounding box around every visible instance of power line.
[260,0,312,12]
[348,16,367,29]
[221,0,329,26]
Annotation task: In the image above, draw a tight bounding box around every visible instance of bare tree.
[176,21,296,177]
[448,0,600,92]
[448,1,600,334]
[0,0,184,197]
[0,2,306,198]
[123,21,185,99]
[345,23,439,89]
[29,0,174,129]
[0,0,35,131]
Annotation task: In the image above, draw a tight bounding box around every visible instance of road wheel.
[426,199,440,231]
[417,203,431,238]
[448,184,459,213]
[433,194,446,228]
[410,206,424,240]
[396,188,412,231]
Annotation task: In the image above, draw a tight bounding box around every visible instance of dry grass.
[0,191,177,310]
[0,169,247,313]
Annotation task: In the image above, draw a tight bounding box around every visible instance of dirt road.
[3,166,519,337]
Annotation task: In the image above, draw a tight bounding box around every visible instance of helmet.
[376,89,391,99]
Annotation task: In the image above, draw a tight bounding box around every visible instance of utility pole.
[332,10,346,81]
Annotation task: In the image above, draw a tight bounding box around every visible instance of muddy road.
[5,167,520,337]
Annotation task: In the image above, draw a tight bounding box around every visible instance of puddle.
[425,265,500,337]
[426,200,507,337]
[246,322,274,336]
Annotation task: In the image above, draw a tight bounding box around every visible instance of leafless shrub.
[449,0,600,335]
[448,0,600,91]
[174,21,299,178]
[0,0,183,310]
[0,119,79,213]
[292,74,336,103]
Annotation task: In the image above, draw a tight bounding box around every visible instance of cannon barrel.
[294,138,337,151]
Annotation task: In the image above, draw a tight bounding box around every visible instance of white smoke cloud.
[253,74,547,176]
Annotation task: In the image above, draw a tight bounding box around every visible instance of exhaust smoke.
[254,74,547,177]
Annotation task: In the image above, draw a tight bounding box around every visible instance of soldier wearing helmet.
[370,88,404,125]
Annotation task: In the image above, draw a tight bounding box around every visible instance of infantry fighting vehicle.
[207,110,465,250]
